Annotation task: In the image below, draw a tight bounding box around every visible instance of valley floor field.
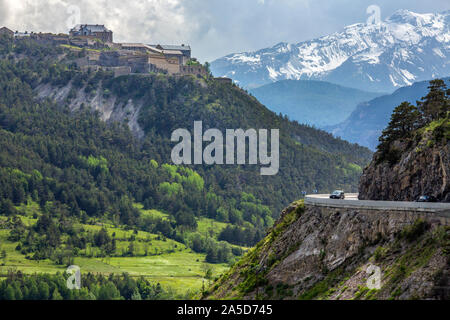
[0,202,233,295]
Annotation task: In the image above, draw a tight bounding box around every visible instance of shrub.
[374,246,387,262]
[400,219,429,242]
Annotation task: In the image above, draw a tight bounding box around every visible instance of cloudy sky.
[0,0,449,62]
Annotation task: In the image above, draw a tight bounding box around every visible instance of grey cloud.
[0,0,9,25]
[1,0,449,62]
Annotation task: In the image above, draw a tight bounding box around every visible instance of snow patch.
[433,48,445,58]
[213,10,450,91]
[267,66,279,80]
[227,53,261,64]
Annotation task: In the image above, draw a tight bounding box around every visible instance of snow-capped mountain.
[211,10,450,92]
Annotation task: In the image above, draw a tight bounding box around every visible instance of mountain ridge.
[249,80,383,127]
[211,9,450,92]
[325,77,450,150]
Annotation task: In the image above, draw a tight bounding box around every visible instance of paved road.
[305,194,450,213]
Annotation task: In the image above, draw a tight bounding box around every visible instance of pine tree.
[377,102,421,164]
[417,79,449,123]
[378,102,421,145]
[4,285,15,300]
[0,199,17,216]
[51,288,63,300]
[131,288,142,300]
[127,241,135,257]
[0,249,6,261]
[98,282,121,300]
[14,286,23,300]
[28,283,39,300]
[38,282,50,300]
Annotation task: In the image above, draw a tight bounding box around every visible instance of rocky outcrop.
[207,202,449,300]
[35,81,145,139]
[359,129,450,202]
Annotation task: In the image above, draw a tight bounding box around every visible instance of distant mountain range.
[325,77,450,150]
[211,10,450,93]
[249,80,383,127]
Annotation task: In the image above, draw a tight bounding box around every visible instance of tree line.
[0,271,178,300]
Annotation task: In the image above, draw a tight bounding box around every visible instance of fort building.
[2,24,207,78]
[0,27,14,38]
[69,24,113,43]
[214,77,233,85]
[154,44,191,60]
[181,65,208,77]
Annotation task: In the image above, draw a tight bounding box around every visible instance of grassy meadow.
[0,201,235,295]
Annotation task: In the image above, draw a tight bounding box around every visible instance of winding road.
[305,194,450,214]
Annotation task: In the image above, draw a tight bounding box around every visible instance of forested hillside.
[0,36,372,297]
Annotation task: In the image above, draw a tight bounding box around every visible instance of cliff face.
[35,82,145,139]
[359,122,450,202]
[206,202,449,300]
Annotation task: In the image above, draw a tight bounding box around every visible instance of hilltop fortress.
[0,24,210,78]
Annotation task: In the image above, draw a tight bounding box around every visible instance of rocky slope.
[206,201,450,300]
[36,81,146,140]
[211,10,450,92]
[359,119,450,202]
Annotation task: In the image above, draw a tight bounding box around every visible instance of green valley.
[0,35,371,299]
[0,201,232,296]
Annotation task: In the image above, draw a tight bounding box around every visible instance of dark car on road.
[416,195,438,203]
[330,190,345,199]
